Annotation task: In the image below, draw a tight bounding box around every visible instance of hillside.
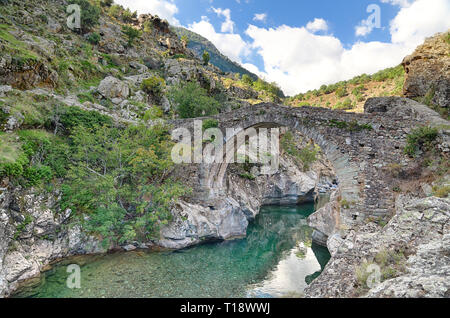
[171,26,258,80]
[285,65,406,113]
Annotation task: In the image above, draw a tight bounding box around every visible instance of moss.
[432,185,450,198]
[239,172,256,181]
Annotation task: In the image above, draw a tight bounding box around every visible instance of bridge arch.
[169,102,422,222]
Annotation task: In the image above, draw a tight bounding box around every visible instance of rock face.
[158,153,334,249]
[305,196,450,298]
[0,187,106,297]
[402,31,450,109]
[97,76,130,100]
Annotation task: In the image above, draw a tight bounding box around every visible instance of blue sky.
[116,0,450,95]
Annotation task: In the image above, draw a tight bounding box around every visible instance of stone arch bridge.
[168,99,447,225]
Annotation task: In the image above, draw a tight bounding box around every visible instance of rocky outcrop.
[97,76,130,101]
[305,196,450,298]
[158,154,334,249]
[402,31,450,109]
[0,187,106,297]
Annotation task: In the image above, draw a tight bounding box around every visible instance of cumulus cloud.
[253,13,268,23]
[212,7,235,33]
[244,0,450,95]
[114,0,180,25]
[389,0,450,45]
[306,18,328,33]
[188,17,250,63]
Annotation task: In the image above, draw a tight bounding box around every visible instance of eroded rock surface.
[305,196,450,298]
[402,31,450,109]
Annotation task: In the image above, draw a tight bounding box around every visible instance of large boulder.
[364,97,449,128]
[402,31,450,109]
[98,76,130,100]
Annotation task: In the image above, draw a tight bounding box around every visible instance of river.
[14,203,330,298]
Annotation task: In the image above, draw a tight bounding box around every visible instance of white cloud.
[253,13,268,23]
[114,0,180,25]
[212,7,235,33]
[380,0,411,7]
[389,0,450,45]
[306,18,328,33]
[243,0,450,96]
[355,18,376,37]
[188,17,250,63]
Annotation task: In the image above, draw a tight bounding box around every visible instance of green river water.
[14,204,330,298]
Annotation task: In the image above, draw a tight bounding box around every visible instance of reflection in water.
[15,204,330,298]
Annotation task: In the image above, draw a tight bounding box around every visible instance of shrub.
[121,8,137,23]
[404,126,438,157]
[181,35,189,46]
[69,0,100,33]
[87,32,101,45]
[51,106,113,133]
[202,119,219,131]
[108,4,122,18]
[335,86,348,98]
[333,98,354,110]
[141,76,166,97]
[142,106,164,121]
[281,131,319,171]
[202,50,210,65]
[168,82,221,118]
[241,74,254,86]
[122,25,141,47]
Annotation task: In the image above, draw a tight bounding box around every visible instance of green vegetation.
[281,131,319,171]
[202,119,219,131]
[287,65,405,109]
[202,50,210,65]
[239,172,256,181]
[142,106,164,122]
[168,82,221,118]
[87,32,101,45]
[60,123,188,247]
[14,214,33,240]
[69,0,100,33]
[356,248,406,293]
[333,98,354,110]
[253,78,284,99]
[335,86,348,98]
[241,74,254,86]
[122,26,141,47]
[141,76,166,97]
[404,126,438,157]
[171,26,257,79]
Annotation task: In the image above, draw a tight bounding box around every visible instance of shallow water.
[15,204,330,298]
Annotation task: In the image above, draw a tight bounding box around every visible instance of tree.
[202,50,210,65]
[168,82,221,118]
